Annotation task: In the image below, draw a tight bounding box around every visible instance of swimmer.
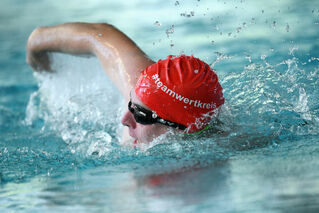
[26,22,225,146]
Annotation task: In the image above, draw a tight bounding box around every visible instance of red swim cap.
[134,55,224,133]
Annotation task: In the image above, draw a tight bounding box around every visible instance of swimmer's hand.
[26,49,51,72]
[26,28,53,72]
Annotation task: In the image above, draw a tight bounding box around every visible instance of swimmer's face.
[121,91,169,145]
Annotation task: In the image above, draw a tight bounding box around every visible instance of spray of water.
[24,50,319,163]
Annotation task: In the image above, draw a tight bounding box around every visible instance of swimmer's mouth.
[133,139,138,147]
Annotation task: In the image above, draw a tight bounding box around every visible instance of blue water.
[1,0,319,212]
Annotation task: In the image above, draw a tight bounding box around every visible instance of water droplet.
[286,23,290,32]
[154,21,161,26]
[166,25,175,38]
[228,32,232,37]
[194,69,199,74]
[251,18,256,24]
[270,48,274,52]
[211,40,215,45]
[175,1,179,6]
[180,12,194,18]
[236,27,242,33]
[243,22,247,28]
[170,43,174,48]
[152,113,157,118]
[272,21,276,29]
[289,46,298,55]
[261,55,267,60]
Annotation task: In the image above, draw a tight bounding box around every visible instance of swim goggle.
[128,101,187,130]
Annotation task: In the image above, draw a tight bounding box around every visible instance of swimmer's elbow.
[88,23,117,32]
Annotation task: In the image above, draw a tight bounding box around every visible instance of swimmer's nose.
[121,110,137,129]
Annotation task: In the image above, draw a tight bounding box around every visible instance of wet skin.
[121,90,169,145]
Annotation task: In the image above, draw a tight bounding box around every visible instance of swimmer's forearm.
[27,23,99,55]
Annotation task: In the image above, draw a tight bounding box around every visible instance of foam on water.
[25,53,124,156]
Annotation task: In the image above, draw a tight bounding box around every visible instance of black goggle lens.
[127,101,187,130]
[128,101,156,124]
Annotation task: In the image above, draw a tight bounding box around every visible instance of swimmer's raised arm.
[26,22,154,99]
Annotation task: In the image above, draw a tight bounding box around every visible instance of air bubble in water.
[243,22,247,28]
[236,27,242,33]
[228,32,232,37]
[175,1,179,6]
[211,40,215,45]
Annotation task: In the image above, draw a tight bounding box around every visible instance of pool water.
[1,0,319,212]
